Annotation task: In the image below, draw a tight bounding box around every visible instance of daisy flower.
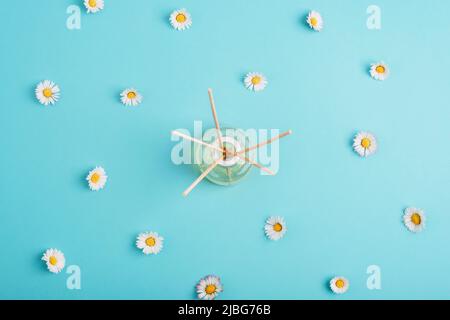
[330,276,349,294]
[42,248,65,274]
[353,132,377,157]
[84,0,104,13]
[136,232,164,255]
[35,80,60,106]
[120,88,142,107]
[196,275,223,300]
[403,207,426,233]
[86,166,107,191]
[306,11,323,31]
[264,216,287,241]
[370,62,389,81]
[170,9,192,31]
[244,72,268,92]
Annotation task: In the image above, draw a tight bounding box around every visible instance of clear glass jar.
[193,128,253,186]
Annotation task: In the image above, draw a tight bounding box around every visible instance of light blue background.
[1,0,449,300]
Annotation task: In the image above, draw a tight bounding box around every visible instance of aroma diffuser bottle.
[193,128,253,186]
[173,88,291,196]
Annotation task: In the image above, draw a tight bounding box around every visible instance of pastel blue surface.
[1,0,449,300]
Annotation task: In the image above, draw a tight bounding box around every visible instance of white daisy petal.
[244,72,268,92]
[86,166,107,191]
[84,0,104,13]
[35,80,60,106]
[403,207,426,233]
[42,248,66,274]
[196,275,222,300]
[352,132,377,157]
[264,216,287,241]
[307,11,323,31]
[330,276,349,294]
[370,62,389,81]
[170,9,192,31]
[136,231,164,255]
[120,88,143,107]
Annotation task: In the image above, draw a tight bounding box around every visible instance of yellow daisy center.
[375,65,385,74]
[361,138,371,149]
[205,284,216,295]
[273,223,283,232]
[90,172,101,183]
[89,0,97,7]
[43,88,53,98]
[49,256,58,266]
[411,213,421,226]
[145,237,156,247]
[310,17,318,27]
[127,91,137,99]
[251,76,262,85]
[176,13,187,23]
[335,279,345,288]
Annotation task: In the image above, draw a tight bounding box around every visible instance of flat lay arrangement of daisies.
[32,5,429,299]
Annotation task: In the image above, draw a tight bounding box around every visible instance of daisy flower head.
[86,166,107,191]
[244,72,268,92]
[370,62,389,81]
[84,0,104,13]
[196,275,223,300]
[353,131,377,157]
[403,207,426,233]
[42,248,65,274]
[170,9,192,31]
[136,231,164,255]
[35,80,60,106]
[120,88,142,107]
[264,216,287,241]
[330,276,349,294]
[120,88,143,107]
[306,11,323,31]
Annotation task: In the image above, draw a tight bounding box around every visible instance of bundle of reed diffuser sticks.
[171,89,292,197]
